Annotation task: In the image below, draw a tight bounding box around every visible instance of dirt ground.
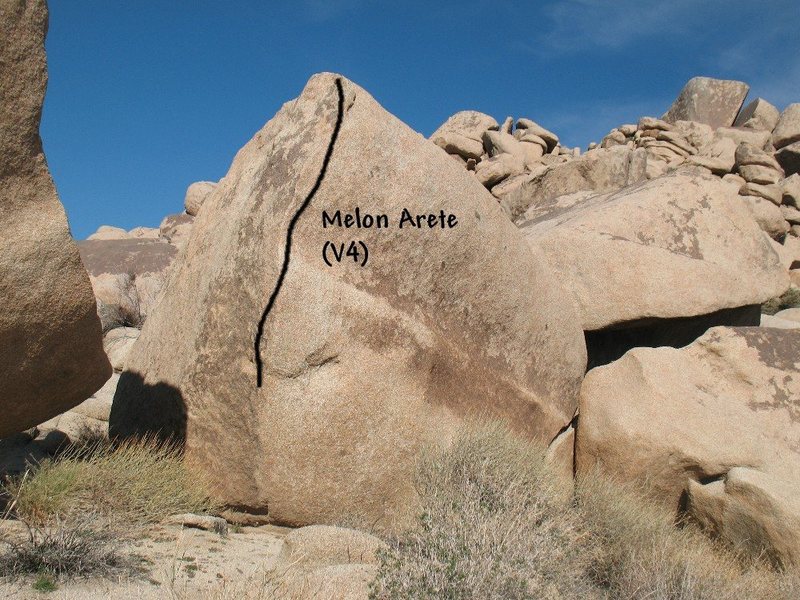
[0,520,292,599]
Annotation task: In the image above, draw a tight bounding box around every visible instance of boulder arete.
[110,73,587,529]
[0,0,110,438]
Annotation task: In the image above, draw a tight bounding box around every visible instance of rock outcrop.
[522,172,787,330]
[110,73,587,529]
[662,77,749,129]
[576,326,800,567]
[0,0,110,438]
[184,180,217,216]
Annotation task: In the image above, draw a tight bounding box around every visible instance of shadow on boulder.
[109,371,187,447]
[585,305,761,370]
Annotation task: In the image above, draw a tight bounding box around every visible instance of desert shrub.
[3,437,216,529]
[370,423,598,599]
[371,423,799,600]
[576,475,795,600]
[0,515,125,579]
[762,286,800,315]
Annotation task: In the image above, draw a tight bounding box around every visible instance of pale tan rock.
[501,145,642,222]
[638,116,673,131]
[103,327,140,372]
[522,173,789,331]
[87,225,129,241]
[500,116,513,134]
[475,152,524,187]
[715,126,771,150]
[663,77,749,129]
[274,525,385,571]
[431,131,483,161]
[71,374,117,421]
[517,130,548,151]
[740,195,790,239]
[773,103,800,150]
[674,120,714,153]
[739,164,782,185]
[159,212,195,250]
[521,190,597,223]
[184,181,217,217]
[0,0,110,438]
[515,118,559,149]
[775,308,800,323]
[127,226,159,239]
[283,564,376,600]
[686,136,736,174]
[735,142,783,170]
[490,172,536,200]
[741,181,783,205]
[430,111,498,143]
[163,513,228,534]
[782,205,800,225]
[734,97,780,131]
[110,73,587,529]
[721,173,746,192]
[654,129,695,154]
[577,326,800,567]
[78,238,177,330]
[760,314,800,329]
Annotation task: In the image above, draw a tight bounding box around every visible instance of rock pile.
[430,111,580,203]
[2,12,799,576]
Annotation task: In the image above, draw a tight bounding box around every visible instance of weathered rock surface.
[103,326,140,372]
[662,77,749,129]
[184,181,217,216]
[0,0,110,438]
[78,238,177,331]
[110,73,587,529]
[500,145,644,222]
[577,327,800,567]
[773,103,800,150]
[521,172,788,331]
[734,97,780,131]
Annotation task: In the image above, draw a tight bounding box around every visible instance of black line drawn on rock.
[254,77,345,387]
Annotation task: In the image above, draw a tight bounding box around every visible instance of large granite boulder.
[522,172,787,331]
[576,327,800,567]
[662,77,749,129]
[0,0,110,438]
[110,73,587,529]
[521,172,788,366]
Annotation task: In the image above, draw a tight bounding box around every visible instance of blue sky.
[42,0,800,239]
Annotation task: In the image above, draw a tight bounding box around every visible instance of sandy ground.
[0,520,291,599]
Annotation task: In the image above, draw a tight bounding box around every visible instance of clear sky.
[42,0,800,239]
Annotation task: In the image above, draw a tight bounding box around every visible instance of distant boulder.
[663,77,750,129]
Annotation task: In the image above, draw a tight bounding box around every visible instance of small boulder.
[184,181,217,217]
[734,97,781,131]
[773,103,800,150]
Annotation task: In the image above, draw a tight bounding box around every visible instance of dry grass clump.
[3,436,216,528]
[370,423,597,599]
[370,423,799,600]
[762,286,800,315]
[0,515,126,580]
